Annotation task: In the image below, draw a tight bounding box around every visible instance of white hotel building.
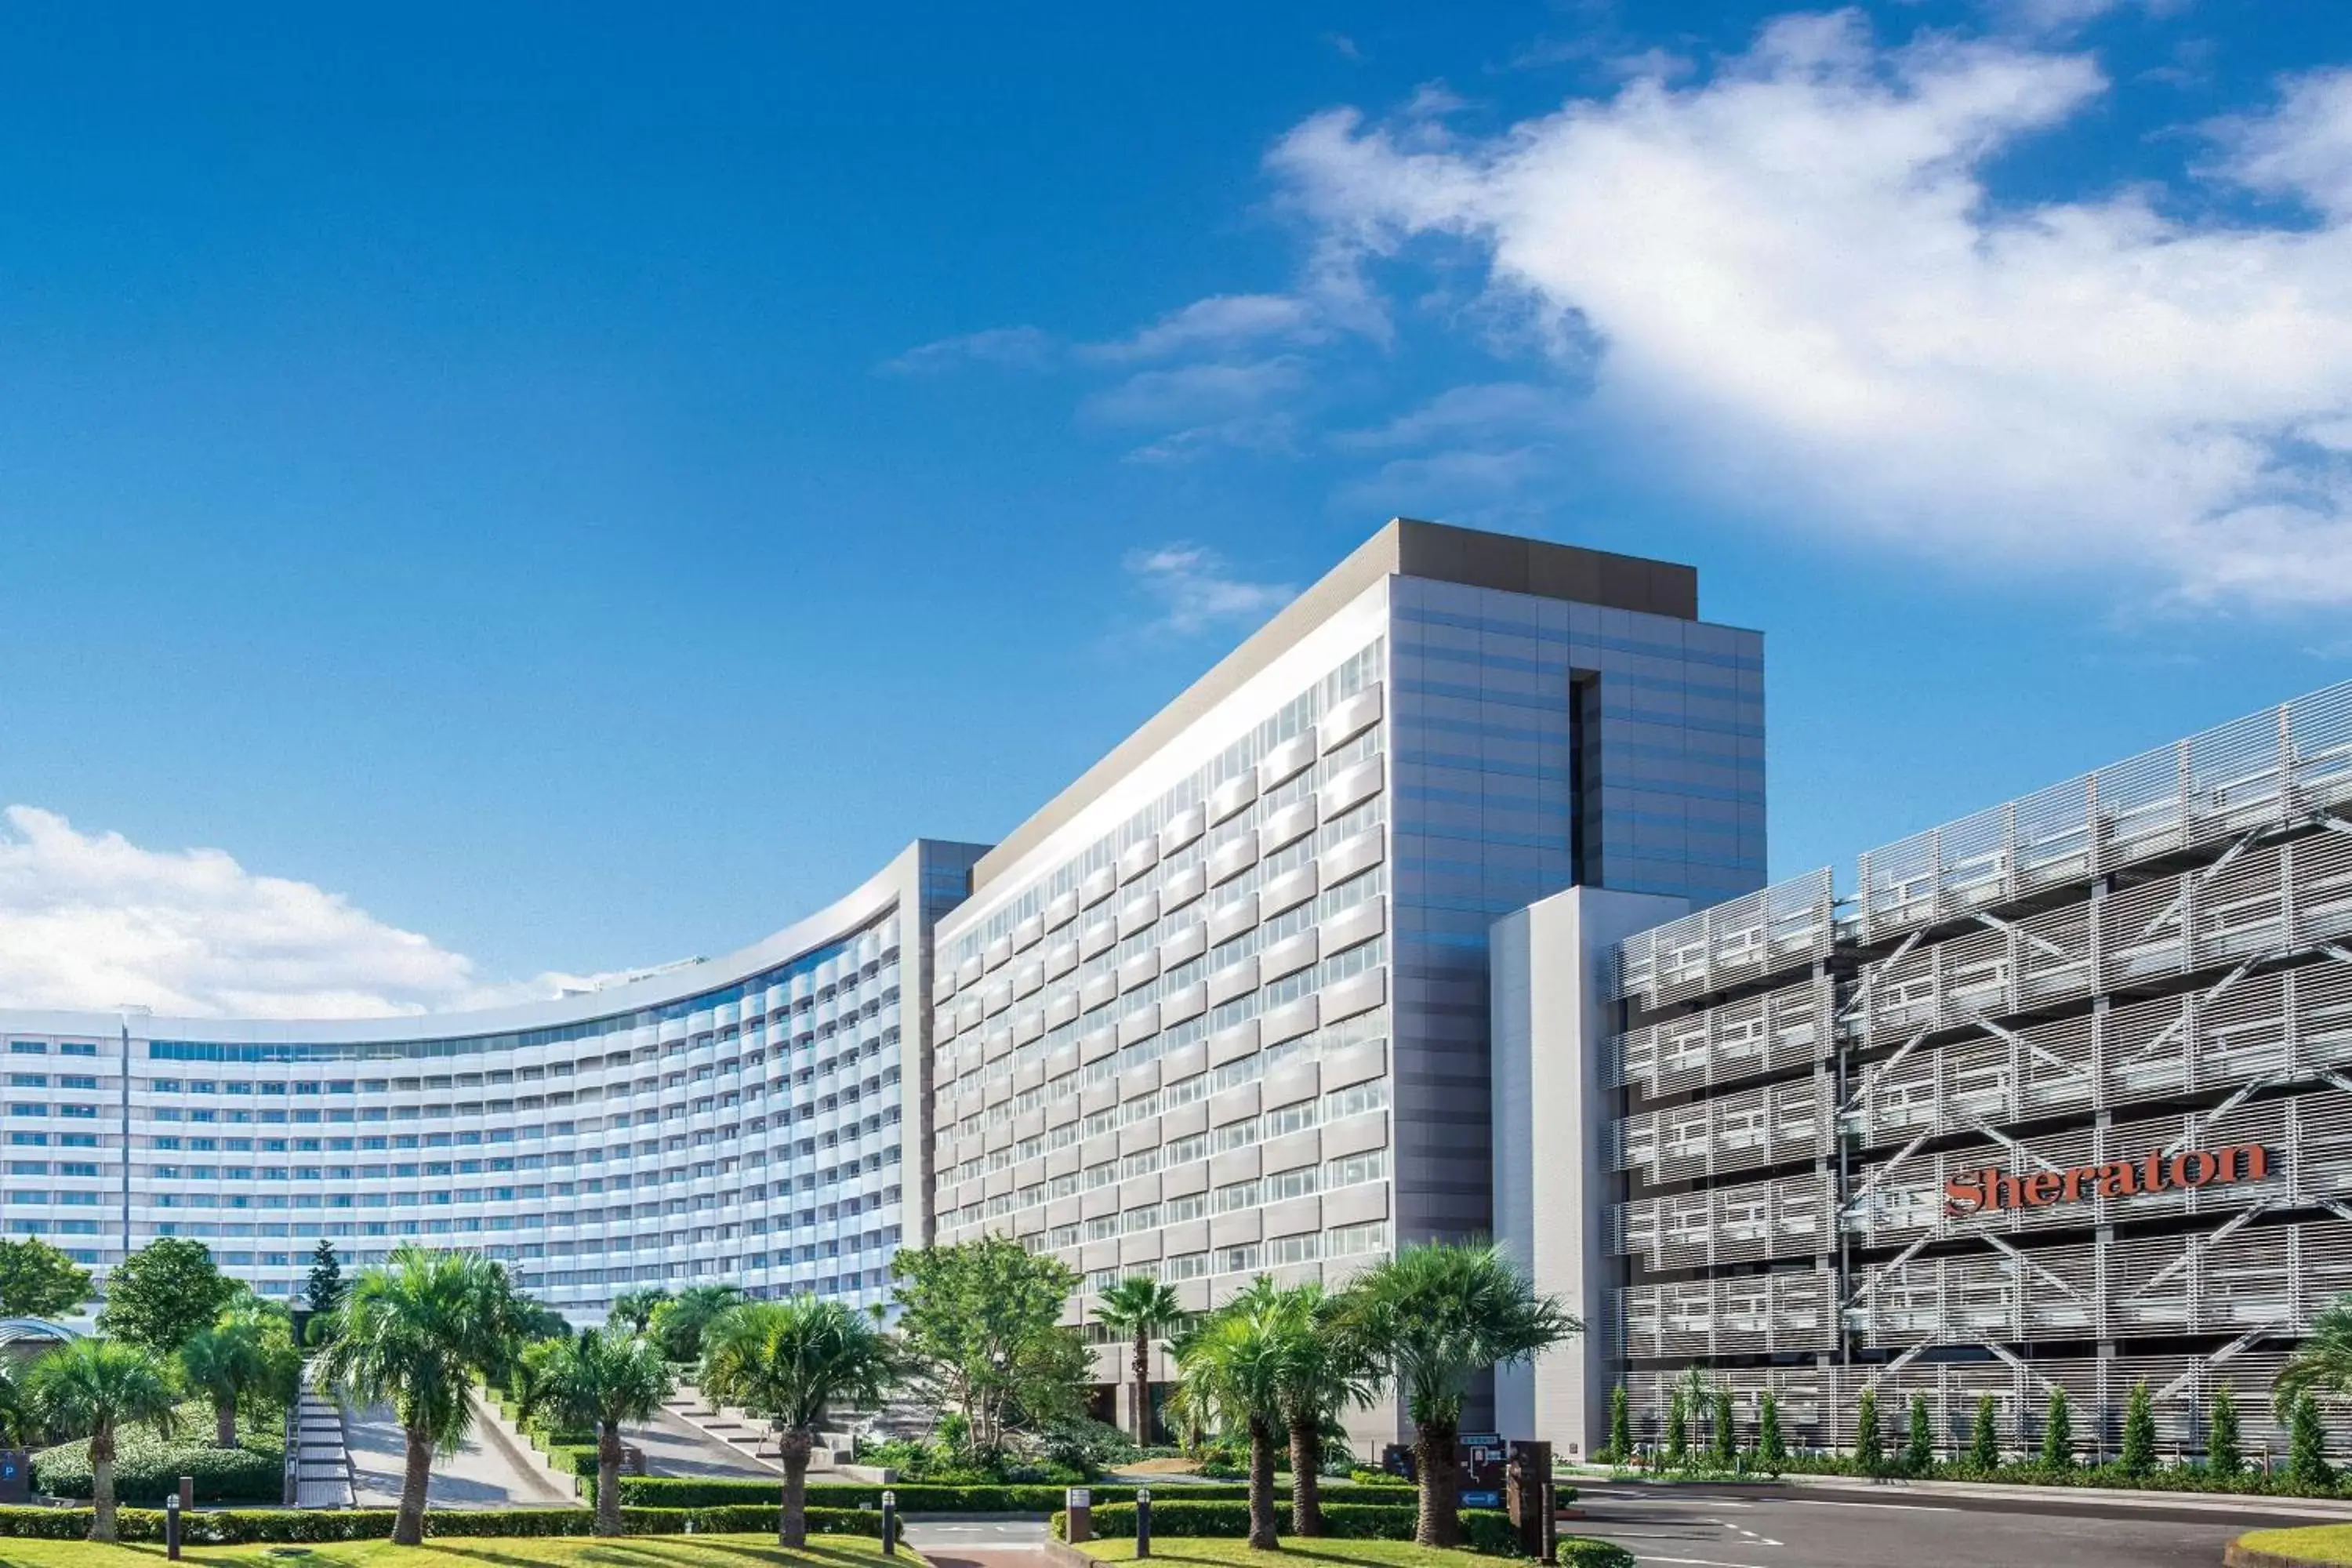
[0,517,1768,1442]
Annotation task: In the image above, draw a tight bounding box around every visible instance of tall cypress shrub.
[1969,1394,2001,1473]
[1905,1394,1933,1474]
[2041,1387,2074,1472]
[1757,1392,1786,1474]
[2208,1385,2241,1479]
[2120,1380,2158,1476]
[1854,1385,1882,1477]
[2289,1392,2332,1491]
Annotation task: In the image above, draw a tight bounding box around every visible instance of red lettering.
[2024,1172,2060,1207]
[1989,1170,2026,1210]
[2142,1151,2168,1192]
[1944,1173,1987,1218]
[2219,1144,2270,1181]
[2062,1166,2089,1203]
[2098,1160,2140,1199]
[2174,1150,2220,1188]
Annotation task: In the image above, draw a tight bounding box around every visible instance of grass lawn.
[0,1534,910,1568]
[2237,1523,2352,1563]
[1074,1541,1523,1568]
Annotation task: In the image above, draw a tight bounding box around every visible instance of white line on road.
[1636,1557,1776,1567]
[1777,1497,1960,1513]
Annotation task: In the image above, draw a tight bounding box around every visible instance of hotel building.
[1495,682,2352,1461]
[926,519,1765,1443]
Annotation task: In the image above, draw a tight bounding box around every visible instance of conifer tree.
[2289,1392,2332,1491]
[1757,1390,1787,1474]
[2041,1386,2074,1472]
[1906,1392,1933,1473]
[1854,1385,1882,1477]
[1606,1385,1632,1466]
[1970,1394,2001,1473]
[2208,1384,2241,1479]
[2120,1379,2158,1476]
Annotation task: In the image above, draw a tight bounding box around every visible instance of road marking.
[1635,1556,1776,1567]
[1777,1497,1960,1513]
[1585,1493,1756,1508]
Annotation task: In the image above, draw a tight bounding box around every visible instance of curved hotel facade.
[0,841,985,1319]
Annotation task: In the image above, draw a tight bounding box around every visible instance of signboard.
[1944,1144,2268,1218]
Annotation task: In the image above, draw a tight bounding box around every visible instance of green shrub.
[611,1477,1279,1511]
[0,1505,883,1542]
[32,1403,284,1504]
[1345,1468,1414,1489]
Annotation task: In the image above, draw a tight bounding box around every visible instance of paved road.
[344,1402,573,1508]
[904,1517,1046,1568]
[1572,1482,2307,1567]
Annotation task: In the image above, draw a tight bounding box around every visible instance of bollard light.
[1136,1486,1152,1559]
[882,1489,898,1556]
[165,1494,182,1562]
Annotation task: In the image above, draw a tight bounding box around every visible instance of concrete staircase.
[292,1368,355,1508]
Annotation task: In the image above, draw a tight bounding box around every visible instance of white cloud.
[1124,545,1296,635]
[1334,382,1579,448]
[878,325,1056,375]
[1266,14,2352,608]
[0,806,638,1019]
[1083,295,1322,362]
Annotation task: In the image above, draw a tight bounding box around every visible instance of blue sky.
[5,0,2352,1015]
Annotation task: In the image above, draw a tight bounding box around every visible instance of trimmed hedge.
[612,1478,1278,1510]
[32,1419,284,1504]
[0,1504,883,1543]
[1051,1502,1628,1563]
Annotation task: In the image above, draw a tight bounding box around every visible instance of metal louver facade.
[1605,681,2352,1461]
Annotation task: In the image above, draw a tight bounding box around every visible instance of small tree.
[701,1297,894,1548]
[1097,1275,1185,1448]
[178,1323,288,1447]
[892,1237,1088,1458]
[2289,1392,2332,1490]
[1853,1385,1882,1476]
[1711,1387,1737,1470]
[1605,1384,1632,1465]
[646,1283,748,1364]
[305,1240,345,1319]
[1664,1388,1689,1467]
[1969,1393,2001,1473]
[1340,1241,1576,1548]
[1170,1286,1291,1549]
[1905,1392,1933,1474]
[608,1288,671,1335]
[2120,1379,2158,1476]
[0,1236,91,1318]
[1757,1390,1786,1474]
[2209,1384,2242,1478]
[537,1327,674,1536]
[2040,1385,2074,1472]
[26,1339,177,1542]
[96,1238,238,1356]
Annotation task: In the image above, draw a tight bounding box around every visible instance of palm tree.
[2277,1298,2352,1415]
[1265,1281,1373,1537]
[699,1296,894,1548]
[179,1323,277,1447]
[608,1287,672,1336]
[1171,1284,1291,1549]
[317,1244,514,1546]
[1343,1241,1577,1548]
[26,1339,178,1542]
[1096,1275,1185,1447]
[535,1327,674,1535]
[648,1283,749,1363]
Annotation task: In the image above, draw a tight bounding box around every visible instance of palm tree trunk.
[89,1425,116,1544]
[1413,1415,1461,1549]
[216,1396,239,1448]
[1289,1413,1324,1536]
[1131,1330,1151,1447]
[1247,1415,1279,1551]
[779,1425,812,1548]
[394,1425,434,1546]
[596,1418,624,1536]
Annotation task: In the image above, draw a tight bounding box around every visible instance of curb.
[1581,1472,2352,1522]
[2225,1547,2334,1568]
[1043,1541,1094,1568]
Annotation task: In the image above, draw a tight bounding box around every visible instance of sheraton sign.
[1943,1144,2270,1218]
